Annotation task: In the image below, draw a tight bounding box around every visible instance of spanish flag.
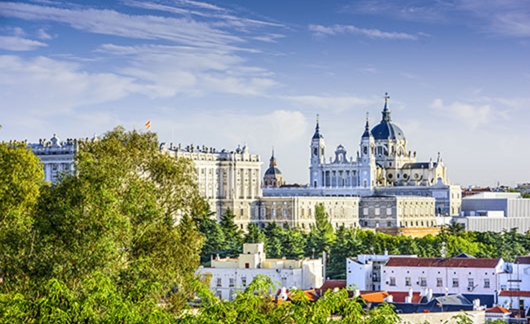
[145,120,151,129]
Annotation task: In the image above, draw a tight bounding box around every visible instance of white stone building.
[347,253,418,291]
[359,195,437,229]
[253,196,360,230]
[264,94,461,217]
[161,143,262,228]
[197,243,323,301]
[28,134,77,183]
[381,256,504,305]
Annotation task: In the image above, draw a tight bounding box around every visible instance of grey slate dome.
[370,95,406,141]
[265,166,282,175]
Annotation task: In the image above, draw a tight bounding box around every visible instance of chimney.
[427,288,433,302]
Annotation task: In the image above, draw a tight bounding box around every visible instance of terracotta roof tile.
[361,291,389,303]
[499,290,530,297]
[385,257,501,268]
[317,280,346,295]
[387,291,423,303]
[486,306,510,314]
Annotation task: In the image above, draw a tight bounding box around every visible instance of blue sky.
[1,0,529,187]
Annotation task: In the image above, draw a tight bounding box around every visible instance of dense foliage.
[0,128,209,322]
[1,131,527,323]
[202,205,530,280]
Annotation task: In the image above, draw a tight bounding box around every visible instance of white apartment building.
[381,256,504,305]
[347,253,418,291]
[196,243,323,301]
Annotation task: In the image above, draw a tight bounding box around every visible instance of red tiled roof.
[486,306,510,314]
[385,257,501,268]
[499,290,530,297]
[317,280,346,295]
[515,256,530,264]
[387,291,423,303]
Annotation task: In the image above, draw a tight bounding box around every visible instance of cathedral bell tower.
[358,114,376,190]
[310,115,325,188]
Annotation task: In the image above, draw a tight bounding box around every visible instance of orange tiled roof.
[486,306,510,314]
[361,291,389,303]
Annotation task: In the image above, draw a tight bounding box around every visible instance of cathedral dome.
[371,122,405,141]
[370,93,406,141]
[265,166,282,175]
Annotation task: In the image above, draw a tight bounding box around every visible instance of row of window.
[216,277,247,288]
[388,277,490,289]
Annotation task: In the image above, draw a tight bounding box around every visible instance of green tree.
[27,127,206,315]
[199,216,227,264]
[264,222,286,258]
[0,141,44,292]
[244,223,266,244]
[283,227,307,260]
[328,226,363,279]
[219,208,243,257]
[306,204,335,256]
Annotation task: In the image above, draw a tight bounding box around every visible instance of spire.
[269,147,277,167]
[362,112,371,138]
[312,114,323,139]
[382,92,391,122]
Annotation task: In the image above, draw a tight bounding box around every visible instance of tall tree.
[244,223,266,244]
[0,141,44,291]
[28,127,207,314]
[220,208,243,257]
[264,222,286,258]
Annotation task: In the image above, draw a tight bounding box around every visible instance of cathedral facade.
[264,94,461,217]
[310,94,447,192]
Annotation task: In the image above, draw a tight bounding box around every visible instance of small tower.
[310,115,325,188]
[263,149,284,188]
[358,113,376,189]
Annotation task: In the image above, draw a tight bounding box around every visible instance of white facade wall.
[498,262,530,291]
[199,266,321,301]
[28,135,77,183]
[381,262,504,296]
[346,258,371,291]
[454,217,530,234]
[162,143,262,228]
[255,196,360,230]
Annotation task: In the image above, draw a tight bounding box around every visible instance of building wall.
[198,243,323,301]
[359,196,436,229]
[454,217,530,234]
[28,135,77,183]
[162,143,262,227]
[381,262,503,297]
[254,196,360,231]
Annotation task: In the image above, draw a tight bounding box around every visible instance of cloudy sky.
[1,0,529,187]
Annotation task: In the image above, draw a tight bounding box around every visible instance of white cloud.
[36,28,53,40]
[97,43,277,97]
[308,24,419,40]
[0,36,47,51]
[0,55,138,115]
[0,2,243,49]
[430,98,493,129]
